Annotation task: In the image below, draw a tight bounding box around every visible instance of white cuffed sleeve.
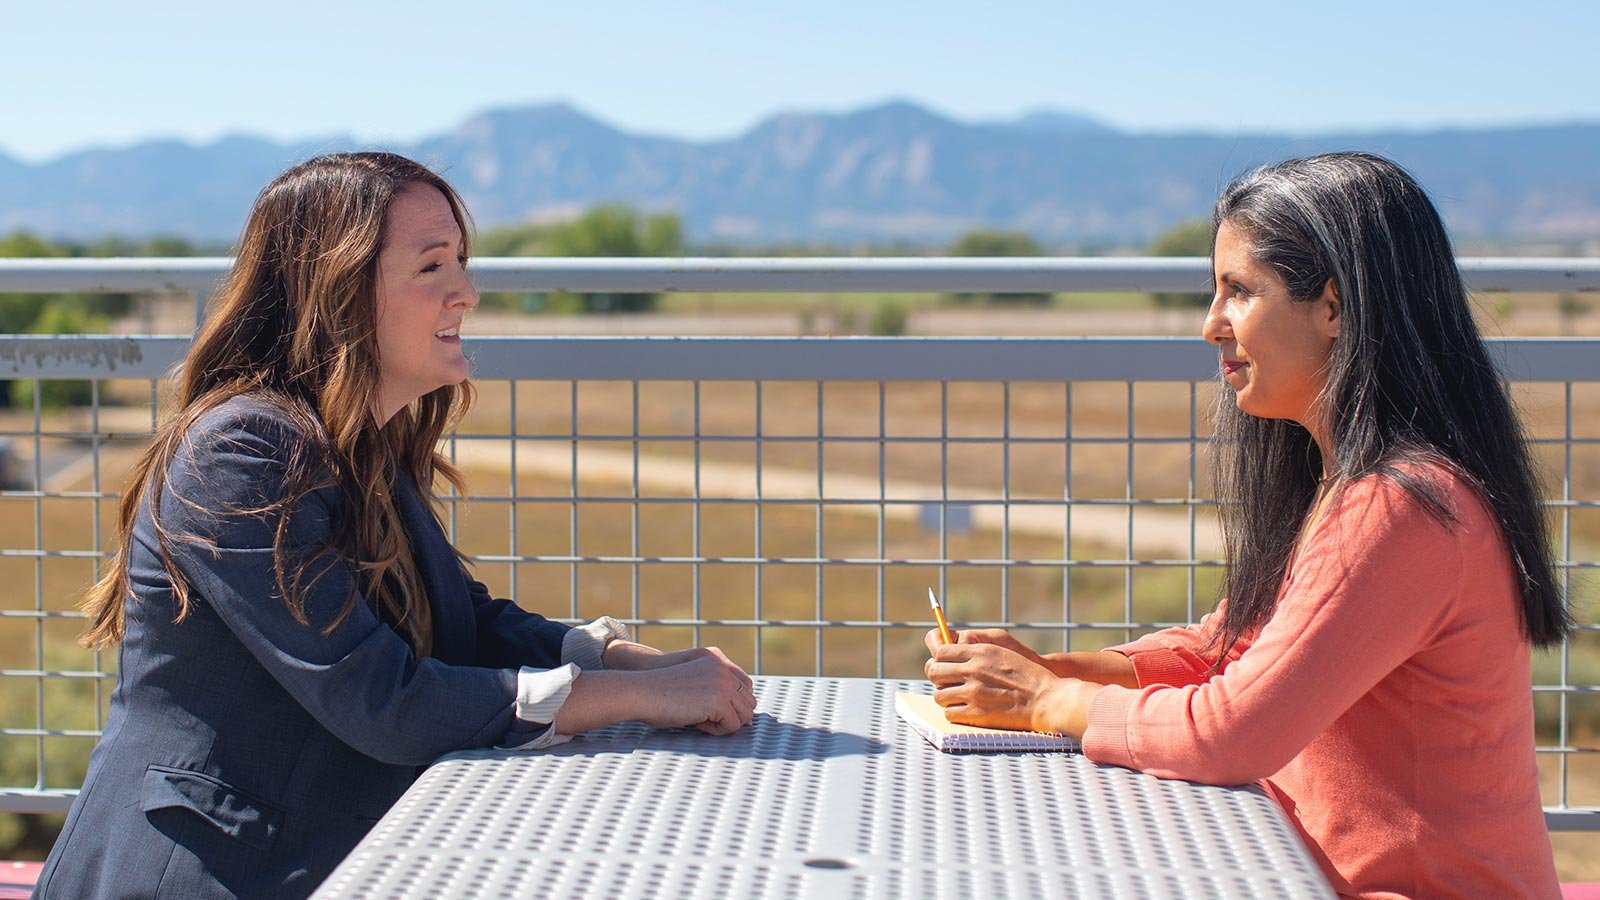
[501,663,581,751]
[560,616,630,671]
[501,617,631,751]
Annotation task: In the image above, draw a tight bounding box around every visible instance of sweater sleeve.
[1081,476,1460,785]
[1106,599,1254,688]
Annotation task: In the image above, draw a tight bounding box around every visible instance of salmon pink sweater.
[1081,466,1558,899]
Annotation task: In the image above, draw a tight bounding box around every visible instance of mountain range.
[2,101,1597,246]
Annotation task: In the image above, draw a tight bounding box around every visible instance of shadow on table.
[553,711,889,759]
[624,713,891,761]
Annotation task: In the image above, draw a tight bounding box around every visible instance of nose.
[451,267,479,311]
[1201,292,1230,345]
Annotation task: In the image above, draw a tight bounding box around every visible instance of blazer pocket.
[140,764,286,852]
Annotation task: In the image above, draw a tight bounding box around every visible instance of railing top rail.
[1,334,1597,382]
[0,256,1597,294]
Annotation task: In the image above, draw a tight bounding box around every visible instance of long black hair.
[1208,151,1569,656]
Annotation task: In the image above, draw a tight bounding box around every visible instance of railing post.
[193,286,209,333]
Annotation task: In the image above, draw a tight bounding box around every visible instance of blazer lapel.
[392,471,477,665]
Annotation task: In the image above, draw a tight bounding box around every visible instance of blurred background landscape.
[3,0,1597,881]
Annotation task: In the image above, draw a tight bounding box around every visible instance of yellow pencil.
[928,588,955,645]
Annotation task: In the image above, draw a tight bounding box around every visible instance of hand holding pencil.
[920,590,1107,738]
[921,596,1051,667]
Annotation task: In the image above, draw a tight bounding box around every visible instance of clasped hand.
[603,642,756,735]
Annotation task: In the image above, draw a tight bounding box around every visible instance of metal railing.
[0,258,1596,834]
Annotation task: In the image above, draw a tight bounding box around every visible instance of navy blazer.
[36,397,572,899]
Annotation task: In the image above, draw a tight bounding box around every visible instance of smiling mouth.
[434,325,461,339]
[1221,359,1247,375]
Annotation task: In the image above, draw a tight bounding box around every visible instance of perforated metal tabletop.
[311,677,1333,899]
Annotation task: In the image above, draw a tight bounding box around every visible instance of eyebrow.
[414,239,458,256]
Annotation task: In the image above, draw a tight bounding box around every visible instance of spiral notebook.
[895,691,1080,754]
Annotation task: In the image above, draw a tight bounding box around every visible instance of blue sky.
[5,0,1596,162]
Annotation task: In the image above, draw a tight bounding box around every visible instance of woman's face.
[1202,220,1340,433]
[373,184,478,423]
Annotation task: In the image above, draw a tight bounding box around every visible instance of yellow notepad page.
[895,691,1080,754]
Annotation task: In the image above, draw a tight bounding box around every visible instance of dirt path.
[445,438,1220,557]
[28,407,1218,557]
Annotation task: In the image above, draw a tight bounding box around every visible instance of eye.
[457,254,470,267]
[420,261,442,274]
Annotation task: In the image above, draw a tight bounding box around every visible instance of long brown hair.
[81,152,476,657]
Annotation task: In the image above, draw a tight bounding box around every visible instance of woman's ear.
[1318,278,1342,339]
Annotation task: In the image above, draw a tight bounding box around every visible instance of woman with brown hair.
[35,152,754,899]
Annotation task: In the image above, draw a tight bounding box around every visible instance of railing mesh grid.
[0,354,1593,831]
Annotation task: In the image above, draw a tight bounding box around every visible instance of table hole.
[802,857,855,870]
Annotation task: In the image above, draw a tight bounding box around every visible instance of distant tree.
[870,301,910,336]
[11,303,109,408]
[945,228,1050,305]
[641,214,683,261]
[1558,293,1590,336]
[140,235,200,257]
[65,236,191,318]
[0,232,64,336]
[75,234,200,259]
[1148,220,1213,308]
[0,231,61,260]
[477,206,683,313]
[948,229,1042,258]
[549,205,683,257]
[474,222,555,258]
[0,231,119,408]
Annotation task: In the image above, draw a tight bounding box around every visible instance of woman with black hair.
[926,152,1567,898]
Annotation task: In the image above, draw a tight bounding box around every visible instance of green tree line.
[476,205,683,313]
[0,231,209,407]
[1,215,1219,342]
[473,210,1215,315]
